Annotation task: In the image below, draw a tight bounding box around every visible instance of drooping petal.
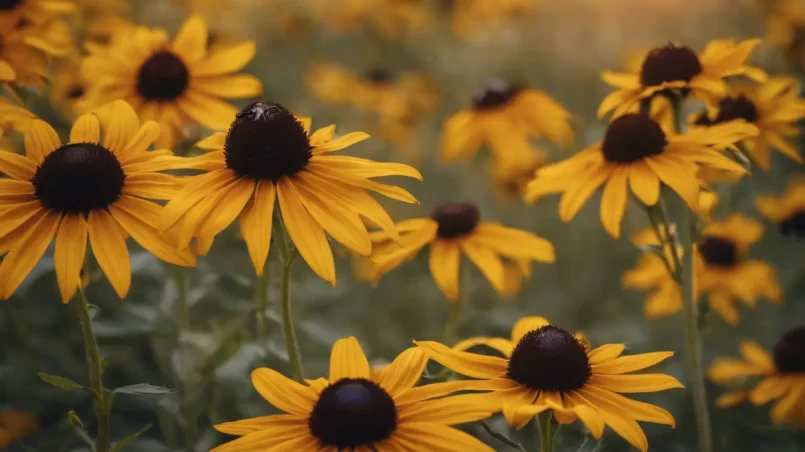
[239,180,275,276]
[391,423,495,452]
[428,239,461,301]
[88,209,131,298]
[0,210,61,299]
[54,213,88,302]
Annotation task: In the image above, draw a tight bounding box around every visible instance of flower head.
[756,178,805,238]
[0,17,72,88]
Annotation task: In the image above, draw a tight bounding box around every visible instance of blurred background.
[2,0,805,450]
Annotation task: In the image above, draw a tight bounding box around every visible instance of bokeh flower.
[81,14,262,147]
[0,17,72,88]
[0,0,74,24]
[448,0,537,38]
[0,409,39,449]
[0,100,195,301]
[361,202,555,300]
[709,328,805,427]
[756,178,805,238]
[49,58,86,119]
[212,337,496,452]
[309,0,432,36]
[416,316,682,452]
[764,0,805,66]
[160,102,421,285]
[525,114,755,238]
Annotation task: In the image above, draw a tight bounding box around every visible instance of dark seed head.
[774,327,805,374]
[471,78,521,111]
[507,325,591,392]
[601,114,667,163]
[136,51,190,101]
[640,44,703,87]
[0,0,22,10]
[309,378,397,449]
[66,85,85,100]
[712,95,759,124]
[698,236,738,268]
[224,102,312,180]
[779,211,805,238]
[32,143,125,214]
[365,69,393,84]
[431,202,480,238]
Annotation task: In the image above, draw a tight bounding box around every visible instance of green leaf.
[114,384,177,395]
[110,424,152,452]
[38,373,83,391]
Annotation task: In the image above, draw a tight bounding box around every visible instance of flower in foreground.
[756,178,805,238]
[361,202,555,300]
[709,327,805,427]
[416,316,682,451]
[212,337,496,451]
[81,14,262,147]
[623,215,781,325]
[525,114,756,238]
[0,100,195,301]
[160,101,421,285]
[598,39,765,118]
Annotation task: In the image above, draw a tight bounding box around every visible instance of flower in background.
[160,102,421,285]
[0,409,39,449]
[81,14,262,147]
[756,178,805,237]
[360,202,555,300]
[489,152,546,199]
[447,0,537,38]
[709,328,805,427]
[692,77,805,170]
[0,18,72,89]
[309,0,432,36]
[598,39,765,119]
[442,78,573,182]
[416,316,682,452]
[0,0,74,24]
[525,114,755,238]
[212,337,497,452]
[764,0,805,66]
[0,100,195,301]
[623,215,782,325]
[617,48,676,132]
[49,59,87,119]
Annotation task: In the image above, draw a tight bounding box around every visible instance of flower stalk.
[255,268,270,339]
[537,411,555,452]
[75,286,110,452]
[172,266,197,452]
[274,216,304,382]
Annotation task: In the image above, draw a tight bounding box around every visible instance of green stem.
[255,269,270,339]
[172,266,197,452]
[537,411,555,452]
[76,287,110,452]
[173,266,188,333]
[440,260,468,345]
[279,249,304,382]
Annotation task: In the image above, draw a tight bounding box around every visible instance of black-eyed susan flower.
[416,316,682,452]
[709,328,805,427]
[212,337,497,451]
[442,78,573,181]
[0,18,72,88]
[692,77,805,170]
[0,409,38,449]
[0,100,195,302]
[524,114,756,238]
[361,202,555,300]
[623,215,782,325]
[598,39,765,119]
[81,14,262,147]
[756,179,805,237]
[160,102,421,285]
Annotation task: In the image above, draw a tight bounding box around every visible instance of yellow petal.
[250,367,317,416]
[376,347,428,397]
[414,340,507,379]
[69,114,101,144]
[54,213,88,302]
[510,316,550,343]
[239,180,275,276]
[428,239,460,301]
[600,165,629,238]
[0,210,60,299]
[24,119,61,164]
[329,336,371,381]
[88,209,131,298]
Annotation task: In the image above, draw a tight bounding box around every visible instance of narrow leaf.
[38,373,83,391]
[110,424,152,452]
[114,384,177,395]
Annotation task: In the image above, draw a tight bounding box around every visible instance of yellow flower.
[756,178,805,237]
[0,0,74,24]
[361,202,555,300]
[416,316,683,452]
[598,39,766,119]
[0,100,195,302]
[691,77,805,170]
[212,337,496,451]
[448,0,537,38]
[442,78,573,181]
[623,214,782,325]
[0,18,72,88]
[765,0,805,64]
[709,330,805,427]
[0,409,38,449]
[81,14,263,147]
[525,114,755,238]
[309,0,432,36]
[0,98,35,135]
[160,102,421,285]
[489,150,546,199]
[50,58,86,119]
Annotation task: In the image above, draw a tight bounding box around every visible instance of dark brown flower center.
[66,85,85,100]
[774,327,805,374]
[309,378,397,449]
[364,69,393,84]
[698,237,738,268]
[507,325,591,392]
[224,102,312,180]
[32,143,125,214]
[0,0,22,10]
[137,51,189,101]
[640,44,703,87]
[779,211,805,238]
[601,114,668,163]
[431,202,480,238]
[713,95,759,124]
[471,79,521,110]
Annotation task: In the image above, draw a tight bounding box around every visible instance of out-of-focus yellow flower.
[0,98,35,136]
[0,18,72,89]
[0,409,39,449]
[765,0,805,65]
[448,0,537,38]
[308,0,432,36]
[756,178,805,238]
[0,0,74,24]
[50,59,86,119]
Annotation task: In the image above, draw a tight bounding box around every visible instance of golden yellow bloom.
[0,18,72,88]
[691,77,805,170]
[489,151,546,199]
[50,58,86,119]
[212,337,496,452]
[0,100,195,302]
[0,409,38,449]
[598,39,766,119]
[361,202,555,300]
[623,214,782,325]
[81,14,262,147]
[525,114,755,238]
[709,329,805,427]
[416,316,682,452]
[756,178,805,237]
[442,79,573,181]
[160,102,421,285]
